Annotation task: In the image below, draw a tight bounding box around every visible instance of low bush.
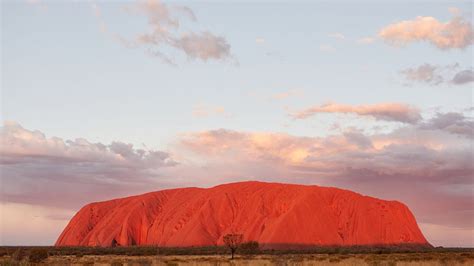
[110,259,123,266]
[135,258,152,266]
[11,248,27,262]
[28,248,49,263]
[239,241,259,254]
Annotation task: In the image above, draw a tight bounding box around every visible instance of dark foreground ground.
[1,246,473,265]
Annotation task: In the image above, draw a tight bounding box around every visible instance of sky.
[0,0,473,247]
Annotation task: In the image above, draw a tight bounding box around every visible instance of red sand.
[56,181,429,248]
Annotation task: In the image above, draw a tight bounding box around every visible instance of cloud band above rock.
[291,102,422,124]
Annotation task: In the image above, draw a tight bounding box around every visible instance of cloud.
[379,15,474,50]
[400,63,445,85]
[292,102,422,124]
[420,112,474,138]
[95,0,232,64]
[2,113,473,246]
[399,63,473,86]
[171,32,231,61]
[0,121,177,209]
[178,116,474,246]
[451,69,474,85]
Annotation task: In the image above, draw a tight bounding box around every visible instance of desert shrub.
[135,258,152,266]
[313,256,327,261]
[239,241,259,254]
[337,254,350,260]
[385,261,397,266]
[28,248,49,263]
[0,259,17,266]
[11,248,27,262]
[110,260,123,266]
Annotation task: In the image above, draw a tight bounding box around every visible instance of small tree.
[223,233,243,259]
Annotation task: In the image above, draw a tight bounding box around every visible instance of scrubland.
[0,246,472,265]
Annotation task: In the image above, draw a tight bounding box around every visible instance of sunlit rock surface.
[56,181,429,248]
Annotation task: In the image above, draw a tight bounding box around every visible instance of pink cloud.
[292,102,422,124]
[1,114,473,246]
[180,126,470,177]
[0,121,177,209]
[178,121,473,247]
[379,15,473,50]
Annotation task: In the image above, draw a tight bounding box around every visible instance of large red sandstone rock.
[56,181,429,248]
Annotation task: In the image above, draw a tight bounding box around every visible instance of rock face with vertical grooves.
[56,181,429,248]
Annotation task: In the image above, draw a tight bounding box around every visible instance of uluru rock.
[56,181,429,248]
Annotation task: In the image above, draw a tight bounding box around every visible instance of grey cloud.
[172,32,231,61]
[400,63,473,86]
[343,130,373,149]
[0,121,177,209]
[178,116,473,235]
[452,69,474,85]
[400,63,445,85]
[120,0,232,64]
[420,112,474,138]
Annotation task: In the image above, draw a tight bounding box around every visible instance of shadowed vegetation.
[0,245,472,265]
